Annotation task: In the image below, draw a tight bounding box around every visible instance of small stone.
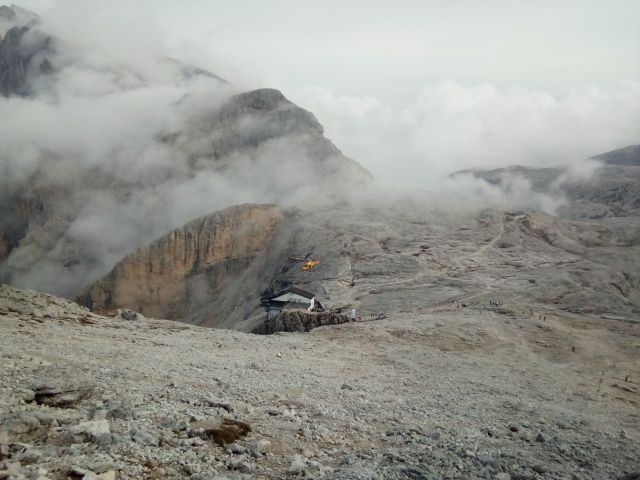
[70,420,111,443]
[252,439,271,454]
[33,382,93,408]
[204,400,233,413]
[288,455,307,474]
[508,424,519,433]
[18,389,36,402]
[478,455,498,467]
[495,474,509,480]
[18,448,41,465]
[119,309,138,321]
[96,471,116,480]
[225,443,245,454]
[519,430,533,442]
[535,432,546,442]
[236,462,254,473]
[130,429,158,446]
[532,465,548,474]
[68,466,98,480]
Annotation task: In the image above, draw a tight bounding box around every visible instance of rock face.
[252,310,354,335]
[0,5,50,96]
[0,5,37,38]
[81,204,285,321]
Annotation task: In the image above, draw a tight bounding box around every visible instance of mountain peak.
[0,4,37,39]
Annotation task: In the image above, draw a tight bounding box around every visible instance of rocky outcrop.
[81,204,285,320]
[0,25,30,95]
[252,310,354,335]
[0,23,51,96]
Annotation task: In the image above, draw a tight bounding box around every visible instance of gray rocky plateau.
[0,283,638,479]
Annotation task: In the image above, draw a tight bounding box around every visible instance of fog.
[1,1,639,296]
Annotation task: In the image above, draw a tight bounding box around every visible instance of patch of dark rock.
[33,382,93,408]
[252,310,354,334]
[531,465,548,474]
[205,399,233,412]
[511,474,534,480]
[619,473,640,480]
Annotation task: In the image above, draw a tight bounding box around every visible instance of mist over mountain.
[0,3,639,479]
[0,4,371,296]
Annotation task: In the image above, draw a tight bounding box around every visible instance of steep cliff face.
[82,204,285,321]
[0,4,51,97]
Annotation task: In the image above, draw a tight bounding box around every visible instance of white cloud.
[291,81,640,188]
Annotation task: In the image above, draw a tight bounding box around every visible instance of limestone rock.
[33,382,93,408]
[252,310,354,334]
[69,420,110,443]
[81,204,285,321]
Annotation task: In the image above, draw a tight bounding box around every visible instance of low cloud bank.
[293,81,640,187]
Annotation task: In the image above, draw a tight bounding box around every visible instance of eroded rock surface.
[252,310,354,335]
[81,204,285,321]
[0,284,638,479]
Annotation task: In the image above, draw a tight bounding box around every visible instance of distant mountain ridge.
[592,144,640,166]
[454,145,640,218]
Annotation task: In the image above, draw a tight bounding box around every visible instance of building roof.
[270,287,315,300]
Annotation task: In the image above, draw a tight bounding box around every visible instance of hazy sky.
[16,0,640,181]
[20,1,640,100]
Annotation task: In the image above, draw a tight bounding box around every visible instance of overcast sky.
[17,0,640,182]
[20,1,639,99]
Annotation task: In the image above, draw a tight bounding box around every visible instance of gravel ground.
[0,284,639,479]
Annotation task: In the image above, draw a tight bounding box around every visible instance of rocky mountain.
[81,204,285,321]
[0,77,370,299]
[0,5,36,38]
[0,5,50,96]
[457,145,640,218]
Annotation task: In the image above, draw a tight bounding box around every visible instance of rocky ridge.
[458,145,640,219]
